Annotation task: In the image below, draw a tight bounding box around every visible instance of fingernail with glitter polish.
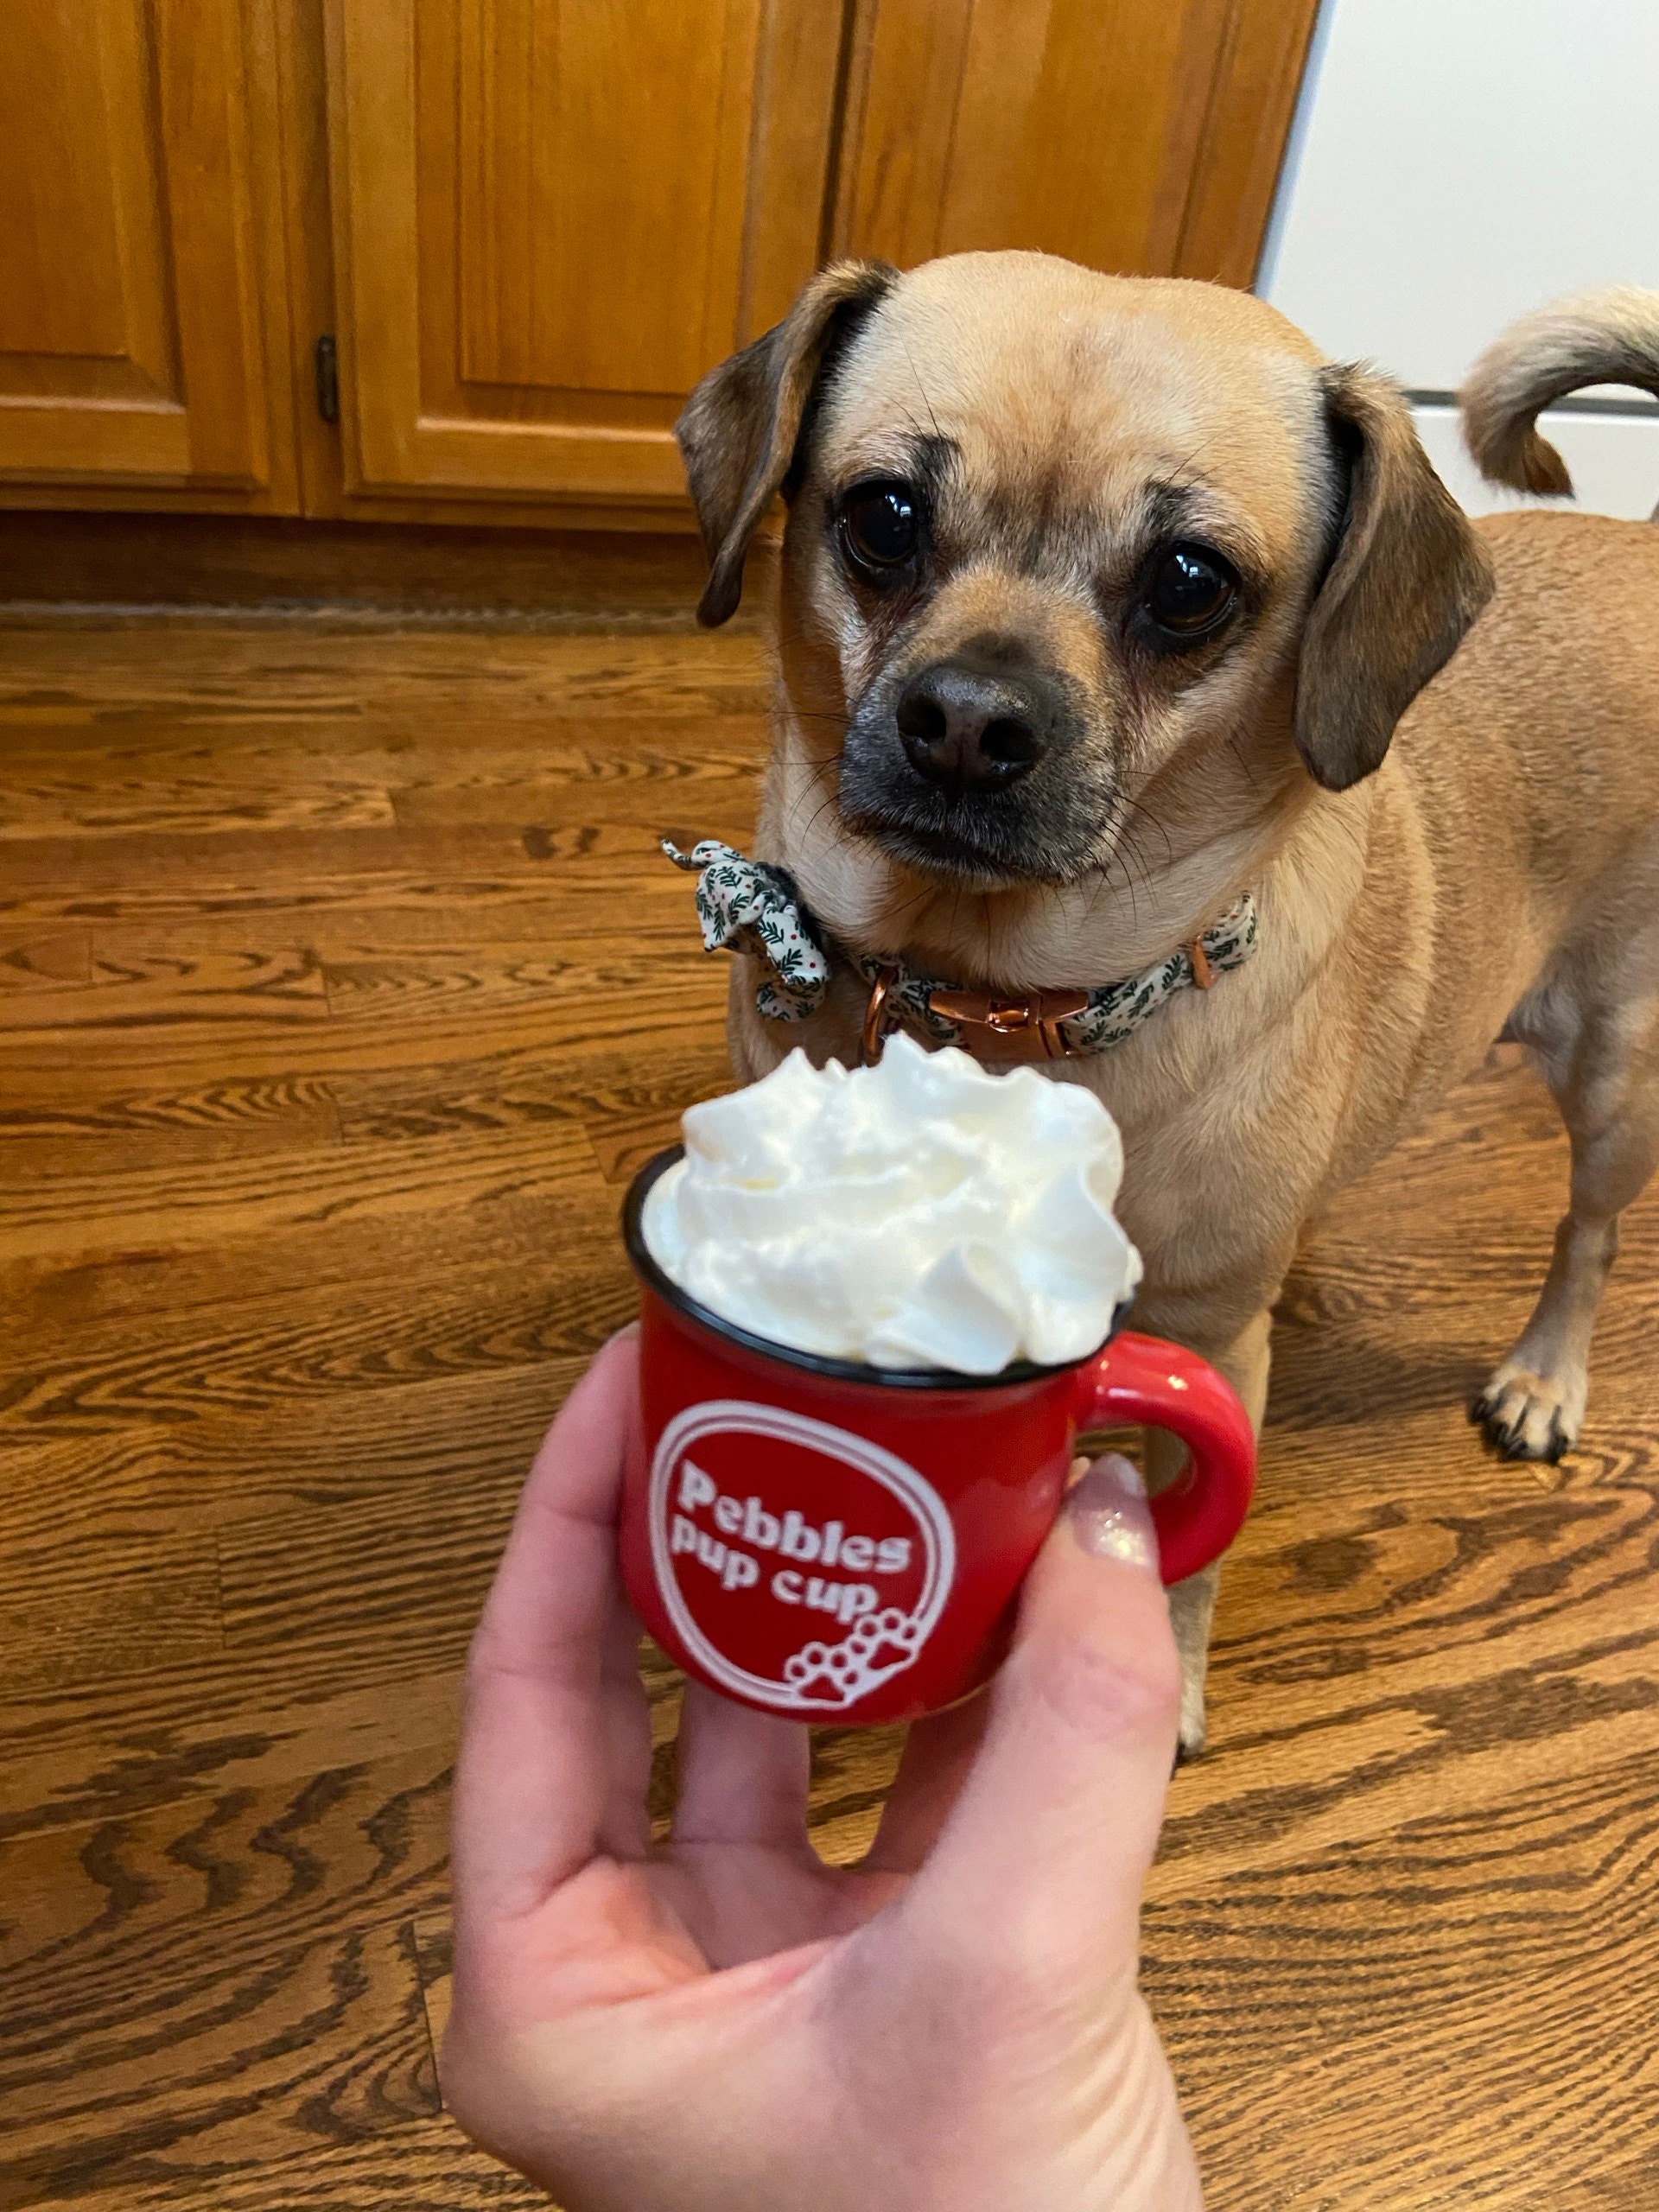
[1066,1452,1158,1574]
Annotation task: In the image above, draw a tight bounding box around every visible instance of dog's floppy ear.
[676,260,896,627]
[1295,364,1495,790]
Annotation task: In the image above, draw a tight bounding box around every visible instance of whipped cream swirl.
[641,1033,1142,1373]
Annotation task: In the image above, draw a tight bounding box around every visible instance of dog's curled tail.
[1461,287,1659,500]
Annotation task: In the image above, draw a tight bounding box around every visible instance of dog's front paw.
[1166,1557,1220,1764]
[1175,1680,1208,1765]
[1471,1357,1586,1463]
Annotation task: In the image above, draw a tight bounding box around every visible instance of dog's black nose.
[894,658,1054,795]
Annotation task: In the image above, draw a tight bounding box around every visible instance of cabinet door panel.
[329,0,842,509]
[0,0,296,499]
[836,0,1320,289]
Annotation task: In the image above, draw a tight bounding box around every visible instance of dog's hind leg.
[1477,942,1659,1461]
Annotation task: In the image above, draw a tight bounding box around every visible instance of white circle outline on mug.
[649,1398,957,1714]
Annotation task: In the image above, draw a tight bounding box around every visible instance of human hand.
[442,1330,1203,2212]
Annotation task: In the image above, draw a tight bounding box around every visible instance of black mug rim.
[622,1143,1132,1393]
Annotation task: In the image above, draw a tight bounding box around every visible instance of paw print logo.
[781,1608,930,1707]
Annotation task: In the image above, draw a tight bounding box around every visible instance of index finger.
[452,1328,645,1923]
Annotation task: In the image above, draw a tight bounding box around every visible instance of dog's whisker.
[1096,805,1163,926]
[1225,732,1260,790]
[1121,822,1163,899]
[1116,791,1174,863]
[899,336,944,445]
[786,774,849,852]
[1151,434,1222,496]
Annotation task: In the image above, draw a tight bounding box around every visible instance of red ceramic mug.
[620,1147,1255,1726]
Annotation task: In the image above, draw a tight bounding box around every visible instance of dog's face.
[801,260,1332,885]
[678,252,1493,895]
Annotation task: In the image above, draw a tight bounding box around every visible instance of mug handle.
[1072,1331,1257,1585]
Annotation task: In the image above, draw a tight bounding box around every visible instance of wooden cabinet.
[0,0,300,510]
[325,0,843,518]
[836,0,1320,289]
[0,0,1321,527]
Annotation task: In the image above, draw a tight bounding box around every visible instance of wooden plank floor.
[2,611,1656,2212]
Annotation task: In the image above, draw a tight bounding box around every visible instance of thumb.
[902,1455,1181,1987]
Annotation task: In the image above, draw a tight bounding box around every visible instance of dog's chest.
[741,966,1307,1301]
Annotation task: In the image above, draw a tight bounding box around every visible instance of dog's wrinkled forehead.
[814,254,1328,571]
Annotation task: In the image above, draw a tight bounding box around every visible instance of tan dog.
[675,255,1659,1751]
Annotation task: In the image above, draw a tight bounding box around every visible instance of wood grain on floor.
[1,614,1655,2212]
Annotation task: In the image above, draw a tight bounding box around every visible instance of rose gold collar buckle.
[860,965,901,1065]
[862,970,1092,1066]
[925,984,1090,1063]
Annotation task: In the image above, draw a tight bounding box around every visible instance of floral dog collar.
[664,839,1258,1063]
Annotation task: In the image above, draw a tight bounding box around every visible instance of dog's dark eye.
[1145,543,1238,639]
[840,480,920,573]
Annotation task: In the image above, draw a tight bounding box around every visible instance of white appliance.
[1257,0,1659,518]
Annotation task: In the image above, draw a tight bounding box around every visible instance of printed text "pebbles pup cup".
[620,1039,1255,1725]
